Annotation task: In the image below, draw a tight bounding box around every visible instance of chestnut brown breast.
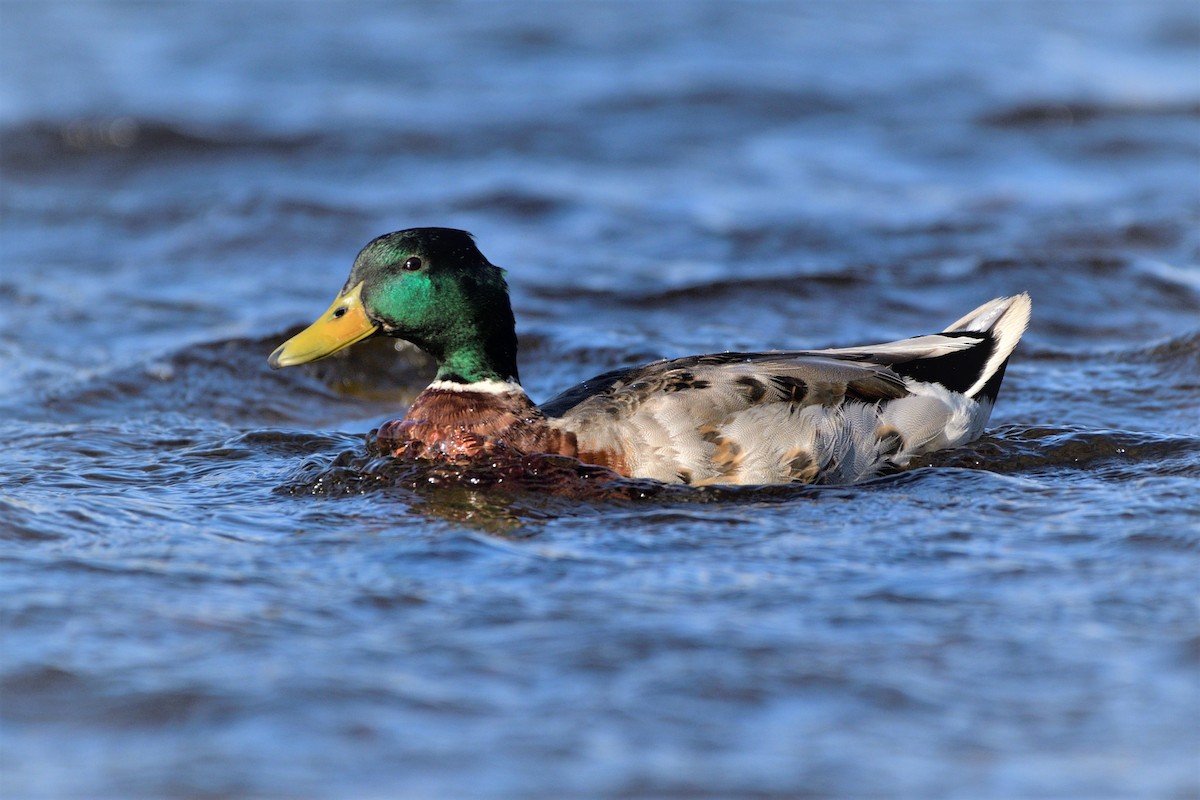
[375,388,629,474]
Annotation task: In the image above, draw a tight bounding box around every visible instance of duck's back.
[542,294,1031,485]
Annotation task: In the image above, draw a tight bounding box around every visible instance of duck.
[269,227,1030,486]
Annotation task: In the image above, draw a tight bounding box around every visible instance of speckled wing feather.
[543,352,914,484]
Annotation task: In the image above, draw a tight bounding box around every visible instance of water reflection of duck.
[270,228,1030,486]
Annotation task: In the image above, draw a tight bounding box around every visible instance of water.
[2,2,1198,797]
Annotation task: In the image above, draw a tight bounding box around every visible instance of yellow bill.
[268,282,378,368]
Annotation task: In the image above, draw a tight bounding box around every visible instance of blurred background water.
[1,2,1198,798]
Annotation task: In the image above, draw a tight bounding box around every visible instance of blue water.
[2,2,1198,798]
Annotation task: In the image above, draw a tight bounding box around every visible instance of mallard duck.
[269,228,1030,486]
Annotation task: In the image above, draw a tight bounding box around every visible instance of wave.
[912,424,1200,478]
[3,331,433,427]
[448,188,572,220]
[979,100,1200,128]
[0,118,325,170]
[1025,329,1200,363]
[1112,330,1200,365]
[588,85,848,118]
[528,270,865,308]
[277,423,1199,512]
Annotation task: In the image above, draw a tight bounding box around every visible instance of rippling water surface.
[2,2,1199,798]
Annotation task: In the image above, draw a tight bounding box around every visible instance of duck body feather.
[378,293,1031,486]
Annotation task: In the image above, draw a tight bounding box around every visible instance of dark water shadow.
[910,424,1200,479]
[271,432,1015,535]
[270,420,1200,534]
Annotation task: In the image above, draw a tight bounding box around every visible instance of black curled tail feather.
[888,331,996,397]
[858,294,1030,402]
[944,293,1031,402]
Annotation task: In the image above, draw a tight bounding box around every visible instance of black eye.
[403,256,422,271]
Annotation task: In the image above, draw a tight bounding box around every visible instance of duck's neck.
[423,319,525,397]
[421,296,521,386]
[433,342,520,387]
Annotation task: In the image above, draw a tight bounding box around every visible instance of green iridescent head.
[268,228,520,384]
